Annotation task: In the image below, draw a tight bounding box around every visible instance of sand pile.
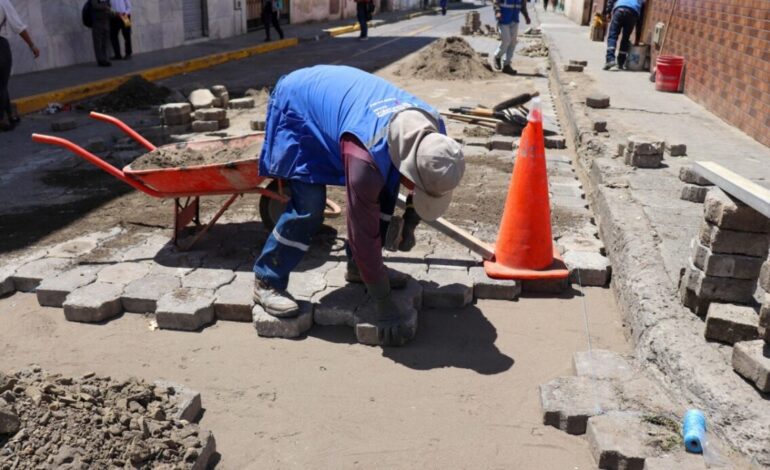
[0,367,215,469]
[396,37,495,80]
[130,141,262,170]
[92,76,171,112]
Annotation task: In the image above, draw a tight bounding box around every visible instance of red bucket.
[655,55,685,92]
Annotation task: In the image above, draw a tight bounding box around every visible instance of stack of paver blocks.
[461,11,481,35]
[679,165,714,203]
[622,135,664,168]
[680,188,769,316]
[677,187,770,392]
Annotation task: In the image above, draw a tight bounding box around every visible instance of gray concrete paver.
[252,302,314,338]
[36,265,102,308]
[156,288,216,331]
[122,274,182,313]
[63,282,124,323]
[12,258,74,292]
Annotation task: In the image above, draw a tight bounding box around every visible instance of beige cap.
[388,109,465,221]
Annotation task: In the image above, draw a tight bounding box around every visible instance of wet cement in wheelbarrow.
[131,141,263,170]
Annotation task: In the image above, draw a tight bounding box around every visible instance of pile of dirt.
[130,141,262,170]
[92,76,171,112]
[463,125,494,138]
[0,367,215,469]
[396,37,495,81]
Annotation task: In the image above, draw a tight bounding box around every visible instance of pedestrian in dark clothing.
[109,0,132,60]
[543,0,549,10]
[356,0,373,40]
[0,0,39,131]
[262,0,284,42]
[440,0,447,15]
[603,0,644,70]
[90,0,112,66]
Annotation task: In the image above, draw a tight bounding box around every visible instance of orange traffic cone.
[484,98,569,280]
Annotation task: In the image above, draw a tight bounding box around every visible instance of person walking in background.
[493,0,530,75]
[89,0,112,66]
[603,0,645,70]
[356,0,373,40]
[262,0,284,42]
[0,0,39,131]
[440,0,447,15]
[109,0,132,60]
[543,0,549,11]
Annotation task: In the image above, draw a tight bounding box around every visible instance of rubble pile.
[396,37,495,81]
[519,42,550,58]
[92,76,171,112]
[0,367,215,469]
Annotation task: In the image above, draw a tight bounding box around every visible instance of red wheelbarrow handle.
[89,112,156,152]
[31,133,163,198]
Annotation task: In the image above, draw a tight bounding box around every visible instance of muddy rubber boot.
[345,261,408,289]
[365,280,416,347]
[253,278,299,318]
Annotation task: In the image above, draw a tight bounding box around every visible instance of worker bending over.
[253,65,465,346]
[603,0,645,70]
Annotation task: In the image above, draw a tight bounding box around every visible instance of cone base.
[483,246,570,280]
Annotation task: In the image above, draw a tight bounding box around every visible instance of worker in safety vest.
[253,65,465,346]
[493,0,530,75]
[603,0,645,70]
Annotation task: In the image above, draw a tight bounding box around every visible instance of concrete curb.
[13,8,439,115]
[544,31,770,465]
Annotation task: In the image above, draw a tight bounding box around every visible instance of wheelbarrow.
[32,112,341,250]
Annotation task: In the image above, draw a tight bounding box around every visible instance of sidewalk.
[8,8,437,111]
[540,8,770,465]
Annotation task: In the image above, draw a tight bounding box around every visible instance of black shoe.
[97,61,112,67]
[502,65,517,75]
[493,56,502,70]
[603,60,616,70]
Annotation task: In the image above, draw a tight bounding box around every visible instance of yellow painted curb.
[324,24,361,37]
[14,38,299,115]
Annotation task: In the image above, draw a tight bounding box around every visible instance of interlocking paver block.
[704,188,770,233]
[153,380,202,422]
[564,251,611,286]
[36,265,101,308]
[0,266,17,296]
[214,273,253,322]
[63,282,124,323]
[287,271,327,301]
[572,350,635,381]
[252,301,314,338]
[732,340,770,392]
[691,241,763,279]
[469,266,520,300]
[487,135,513,151]
[229,97,255,109]
[665,143,687,157]
[421,268,473,309]
[122,274,181,313]
[194,107,226,121]
[189,89,215,109]
[587,412,677,470]
[699,222,769,257]
[704,303,759,344]
[156,288,216,331]
[760,261,770,292]
[312,284,367,327]
[593,120,607,132]
[680,184,709,203]
[678,166,712,186]
[47,238,100,258]
[586,93,610,109]
[354,279,421,346]
[182,268,236,290]
[626,136,664,156]
[557,233,604,253]
[625,151,663,169]
[540,376,620,435]
[97,262,151,286]
[12,258,74,292]
[678,268,710,316]
[643,453,707,470]
[545,135,567,149]
[684,264,755,303]
[192,120,219,133]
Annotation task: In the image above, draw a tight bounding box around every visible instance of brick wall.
[641,0,770,147]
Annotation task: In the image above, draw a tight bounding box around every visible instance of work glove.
[398,194,421,252]
[365,279,415,346]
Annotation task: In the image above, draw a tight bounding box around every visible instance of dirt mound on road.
[92,75,171,112]
[0,367,214,469]
[396,37,495,81]
[130,141,263,170]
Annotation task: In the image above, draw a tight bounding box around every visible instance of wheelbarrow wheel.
[259,180,290,231]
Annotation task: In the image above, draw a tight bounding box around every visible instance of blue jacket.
[259,65,445,187]
[494,0,525,25]
[610,0,643,15]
